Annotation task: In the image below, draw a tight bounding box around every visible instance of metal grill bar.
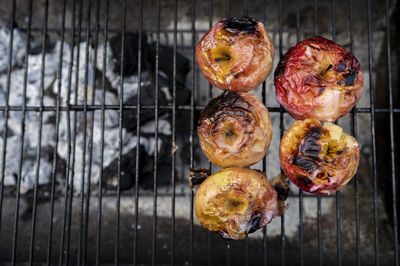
[67,0,84,262]
[385,0,399,264]
[96,0,110,264]
[22,0,34,264]
[170,0,178,264]
[348,0,361,265]
[4,105,400,113]
[225,2,231,265]
[83,0,100,263]
[77,0,91,263]
[207,1,214,265]
[330,1,343,265]
[262,1,268,265]
[117,0,127,263]
[295,1,304,265]
[278,1,286,266]
[189,0,195,265]
[367,0,380,265]
[12,0,35,263]
[48,0,67,263]
[313,2,324,265]
[152,0,161,264]
[59,0,77,264]
[0,105,399,113]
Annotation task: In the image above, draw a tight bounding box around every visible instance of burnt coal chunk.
[110,32,149,76]
[223,17,258,34]
[148,42,190,89]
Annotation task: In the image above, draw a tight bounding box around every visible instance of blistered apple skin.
[194,168,279,240]
[279,119,359,194]
[196,17,274,92]
[197,91,272,168]
[274,36,363,122]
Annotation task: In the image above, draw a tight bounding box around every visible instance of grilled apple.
[196,17,274,92]
[194,167,288,239]
[197,91,272,168]
[274,36,363,122]
[279,119,359,194]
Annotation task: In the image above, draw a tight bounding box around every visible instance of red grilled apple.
[279,119,359,194]
[274,36,363,122]
[196,17,274,92]
[194,167,288,239]
[197,91,272,168]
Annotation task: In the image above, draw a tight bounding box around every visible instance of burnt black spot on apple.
[337,70,357,86]
[334,61,347,72]
[293,155,319,172]
[297,176,313,186]
[223,17,258,35]
[199,91,250,122]
[294,126,324,171]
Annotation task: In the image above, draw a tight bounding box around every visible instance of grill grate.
[0,0,398,265]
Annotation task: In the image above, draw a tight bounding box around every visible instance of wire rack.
[0,0,398,265]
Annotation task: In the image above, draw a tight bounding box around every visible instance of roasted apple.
[274,36,363,122]
[194,167,288,239]
[196,17,274,92]
[280,119,359,194]
[197,91,272,168]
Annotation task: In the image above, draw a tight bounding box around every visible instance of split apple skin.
[197,91,272,168]
[196,17,274,92]
[194,168,287,240]
[280,119,359,194]
[274,36,363,122]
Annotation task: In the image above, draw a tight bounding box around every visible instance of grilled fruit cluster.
[280,119,359,194]
[274,36,363,122]
[197,91,272,168]
[196,17,274,91]
[194,168,288,239]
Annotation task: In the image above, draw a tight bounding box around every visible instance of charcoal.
[109,32,149,76]
[148,42,191,88]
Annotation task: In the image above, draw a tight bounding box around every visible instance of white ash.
[0,27,171,193]
[0,27,26,74]
[54,41,169,193]
[95,42,152,100]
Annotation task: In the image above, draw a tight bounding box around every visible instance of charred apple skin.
[279,119,359,194]
[274,36,363,122]
[196,17,274,92]
[197,91,272,168]
[194,168,283,240]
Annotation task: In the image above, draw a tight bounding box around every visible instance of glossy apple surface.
[274,36,363,122]
[196,17,274,92]
[279,119,359,194]
[194,167,281,239]
[197,91,272,168]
